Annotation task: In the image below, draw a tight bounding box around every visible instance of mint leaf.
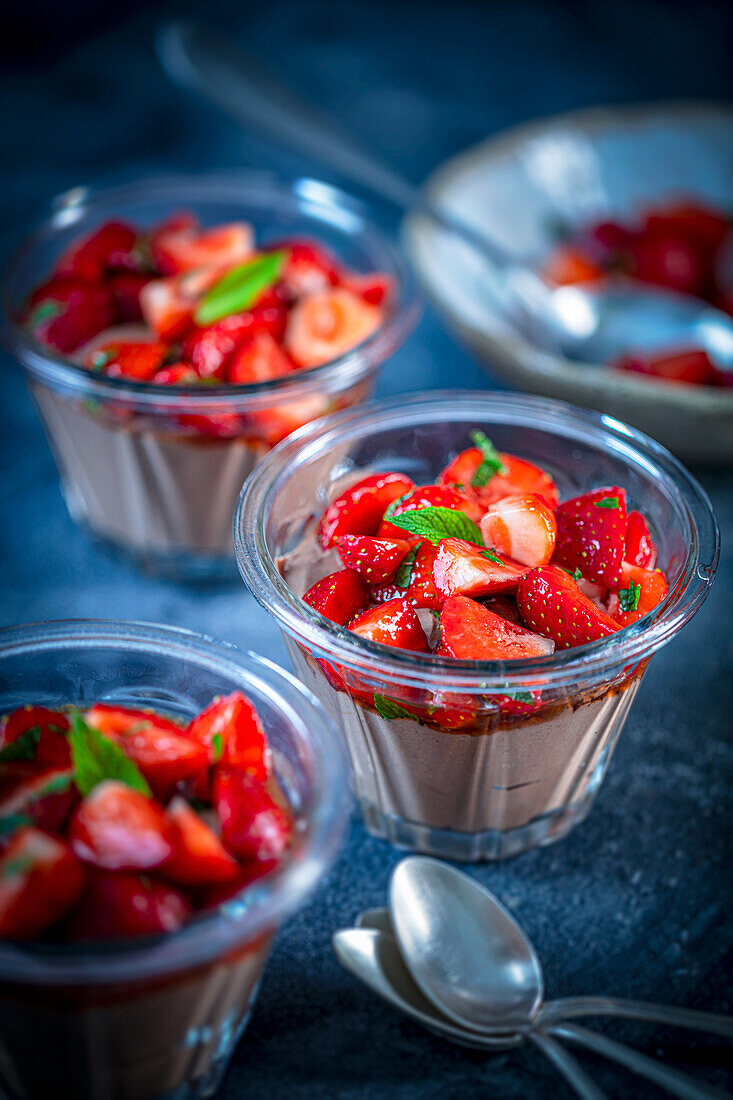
[68,712,151,798]
[26,299,63,331]
[194,251,287,325]
[481,548,503,565]
[564,566,583,581]
[393,542,421,589]
[0,815,31,837]
[373,694,420,722]
[594,496,620,510]
[89,347,117,373]
[35,772,75,798]
[388,506,483,546]
[470,430,506,487]
[503,691,535,704]
[211,732,224,763]
[0,726,41,763]
[618,579,641,612]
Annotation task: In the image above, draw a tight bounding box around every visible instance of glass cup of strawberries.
[235,391,718,861]
[0,619,349,1100]
[2,173,418,580]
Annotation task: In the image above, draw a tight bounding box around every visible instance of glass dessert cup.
[1,173,418,581]
[0,620,349,1100]
[235,391,718,862]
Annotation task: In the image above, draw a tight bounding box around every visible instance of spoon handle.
[548,1023,730,1100]
[528,1030,608,1100]
[538,997,733,1039]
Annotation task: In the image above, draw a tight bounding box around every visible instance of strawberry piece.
[27,278,115,353]
[0,768,78,833]
[553,486,627,587]
[377,484,484,539]
[334,535,413,583]
[625,510,658,569]
[437,596,555,660]
[432,538,530,601]
[55,221,138,282]
[607,562,668,628]
[340,271,394,306]
[183,309,286,378]
[228,331,292,384]
[284,287,383,368]
[214,768,291,863]
[438,450,559,509]
[0,828,86,940]
[480,493,557,567]
[108,271,150,323]
[151,222,254,276]
[67,871,190,940]
[348,597,429,652]
[302,569,368,625]
[105,723,209,802]
[69,780,172,871]
[272,239,339,299]
[370,541,442,611]
[148,212,198,269]
[163,797,240,886]
[615,348,719,387]
[630,232,711,298]
[643,202,729,261]
[139,268,219,343]
[318,472,415,549]
[0,706,70,770]
[187,692,271,781]
[90,340,168,382]
[516,565,619,649]
[543,245,604,285]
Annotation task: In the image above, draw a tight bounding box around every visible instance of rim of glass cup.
[235,390,719,693]
[1,171,421,411]
[0,619,351,985]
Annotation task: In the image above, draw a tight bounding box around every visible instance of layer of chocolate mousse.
[0,934,271,1100]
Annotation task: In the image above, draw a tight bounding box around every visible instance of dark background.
[1,1,732,1096]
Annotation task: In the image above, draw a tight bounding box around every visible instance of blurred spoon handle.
[528,1030,608,1100]
[538,997,733,1039]
[549,1023,729,1100]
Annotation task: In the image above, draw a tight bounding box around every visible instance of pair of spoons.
[334,858,732,1100]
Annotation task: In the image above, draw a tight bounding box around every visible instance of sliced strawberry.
[625,510,658,569]
[0,828,86,940]
[228,331,292,384]
[438,450,559,509]
[89,340,168,382]
[516,565,619,649]
[432,538,530,601]
[615,348,719,387]
[107,723,208,801]
[272,239,339,299]
[480,494,557,567]
[182,309,285,378]
[370,541,442,611]
[347,598,429,652]
[437,595,555,660]
[186,692,271,781]
[27,278,116,353]
[214,768,291,863]
[0,706,70,770]
[0,768,78,833]
[340,271,394,306]
[335,535,413,583]
[84,704,183,739]
[69,780,172,871]
[55,221,138,282]
[553,487,627,587]
[152,222,254,276]
[377,484,484,540]
[67,870,190,940]
[607,562,668,628]
[284,287,383,368]
[302,569,368,625]
[318,472,415,549]
[108,271,151,322]
[139,268,218,342]
[163,797,240,886]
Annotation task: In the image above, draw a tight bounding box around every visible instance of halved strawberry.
[625,510,658,569]
[139,269,218,342]
[183,310,286,378]
[152,222,254,276]
[27,278,116,353]
[228,331,292,384]
[163,797,240,886]
[553,487,627,587]
[0,827,86,940]
[0,706,70,770]
[318,472,415,549]
[302,569,369,625]
[214,768,291,863]
[0,768,78,833]
[437,595,555,660]
[186,692,271,782]
[516,565,619,649]
[377,484,484,539]
[432,538,530,601]
[88,340,168,382]
[55,221,138,282]
[480,494,557,567]
[271,239,339,299]
[607,562,668,628]
[69,780,172,871]
[334,535,413,583]
[67,871,190,940]
[438,450,559,509]
[100,721,209,802]
[284,287,383,368]
[347,598,429,652]
[370,541,442,611]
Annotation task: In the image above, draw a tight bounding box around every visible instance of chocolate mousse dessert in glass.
[0,620,349,1099]
[2,173,418,579]
[235,392,718,861]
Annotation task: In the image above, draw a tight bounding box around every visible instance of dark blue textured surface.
[1,2,732,1095]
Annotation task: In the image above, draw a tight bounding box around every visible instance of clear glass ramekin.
[235,391,719,862]
[0,619,350,1100]
[1,172,419,581]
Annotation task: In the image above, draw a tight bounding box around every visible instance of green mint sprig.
[470,430,506,487]
[393,543,421,589]
[387,506,483,546]
[373,694,420,723]
[194,251,287,325]
[0,727,41,763]
[68,712,151,798]
[618,579,641,612]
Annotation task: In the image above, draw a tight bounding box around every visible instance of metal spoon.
[158,19,733,369]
